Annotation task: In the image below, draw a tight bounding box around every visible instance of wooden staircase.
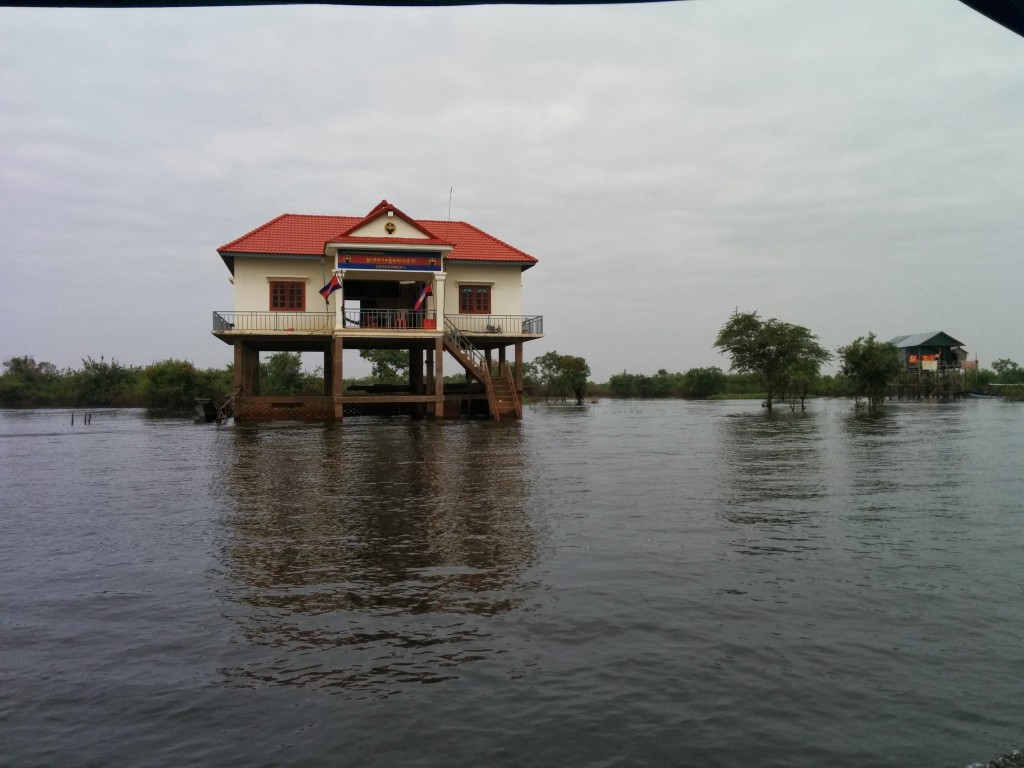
[489,366,521,420]
[443,320,522,421]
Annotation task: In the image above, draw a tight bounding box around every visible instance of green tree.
[532,351,591,404]
[358,349,409,383]
[782,357,822,412]
[261,352,304,395]
[0,356,63,407]
[560,355,591,405]
[140,359,202,411]
[967,367,996,392]
[519,360,540,388]
[991,358,1024,384]
[199,365,235,401]
[608,371,640,398]
[71,356,140,407]
[682,366,727,399]
[714,310,831,413]
[533,351,567,402]
[837,333,901,411]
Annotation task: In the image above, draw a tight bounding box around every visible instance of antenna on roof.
[448,187,453,222]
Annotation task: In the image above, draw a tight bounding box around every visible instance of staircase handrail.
[502,362,522,419]
[444,318,501,419]
[444,318,489,374]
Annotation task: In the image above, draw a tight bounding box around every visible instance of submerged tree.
[714,310,831,413]
[139,359,201,411]
[991,358,1024,384]
[837,333,901,411]
[72,356,140,407]
[0,356,63,407]
[532,350,591,404]
[683,366,727,399]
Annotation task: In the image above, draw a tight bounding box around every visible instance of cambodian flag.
[319,273,342,302]
[413,282,432,311]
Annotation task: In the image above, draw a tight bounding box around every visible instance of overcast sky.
[3,0,1023,380]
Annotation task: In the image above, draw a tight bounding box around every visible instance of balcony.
[212,311,333,335]
[341,308,438,330]
[213,311,543,338]
[446,314,544,336]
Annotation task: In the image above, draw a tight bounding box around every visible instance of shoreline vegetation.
[3,351,1022,412]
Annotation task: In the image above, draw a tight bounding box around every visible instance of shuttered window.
[270,281,305,311]
[459,285,491,314]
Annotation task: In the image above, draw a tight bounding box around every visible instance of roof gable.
[336,199,442,241]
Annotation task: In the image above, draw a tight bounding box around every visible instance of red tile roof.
[218,210,538,269]
[218,214,359,256]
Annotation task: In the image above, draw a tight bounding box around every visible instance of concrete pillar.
[233,342,245,392]
[410,348,423,393]
[434,337,445,418]
[247,345,261,395]
[333,268,345,330]
[515,342,523,391]
[324,344,333,395]
[426,345,435,393]
[432,272,446,329]
[332,337,344,419]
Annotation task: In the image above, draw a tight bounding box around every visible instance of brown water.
[1,399,1022,767]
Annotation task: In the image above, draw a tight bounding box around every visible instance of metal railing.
[341,309,436,329]
[444,314,544,335]
[444,318,489,371]
[212,311,333,332]
[213,311,543,335]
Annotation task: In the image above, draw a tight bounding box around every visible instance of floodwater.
[1,399,1022,768]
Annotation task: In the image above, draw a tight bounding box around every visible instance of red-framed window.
[270,281,305,311]
[459,285,491,314]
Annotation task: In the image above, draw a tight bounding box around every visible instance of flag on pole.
[319,273,342,303]
[413,282,432,311]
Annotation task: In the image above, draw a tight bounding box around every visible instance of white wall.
[233,256,326,312]
[348,216,428,239]
[231,256,529,318]
[444,263,523,316]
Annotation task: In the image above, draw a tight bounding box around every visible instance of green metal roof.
[888,331,965,349]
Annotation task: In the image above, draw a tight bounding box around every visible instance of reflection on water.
[715,411,829,557]
[836,408,902,504]
[3,403,1024,768]
[217,420,536,694]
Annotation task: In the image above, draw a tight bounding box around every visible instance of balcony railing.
[213,311,543,335]
[213,311,333,332]
[446,314,544,335]
[341,308,437,329]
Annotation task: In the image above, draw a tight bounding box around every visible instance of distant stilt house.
[211,200,544,421]
[888,331,967,400]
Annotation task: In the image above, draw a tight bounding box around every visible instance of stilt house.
[888,331,967,400]
[212,200,544,421]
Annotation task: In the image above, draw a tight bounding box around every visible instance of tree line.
[0,353,329,411]
[598,311,1024,411]
[0,350,595,410]
[6,313,1022,412]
